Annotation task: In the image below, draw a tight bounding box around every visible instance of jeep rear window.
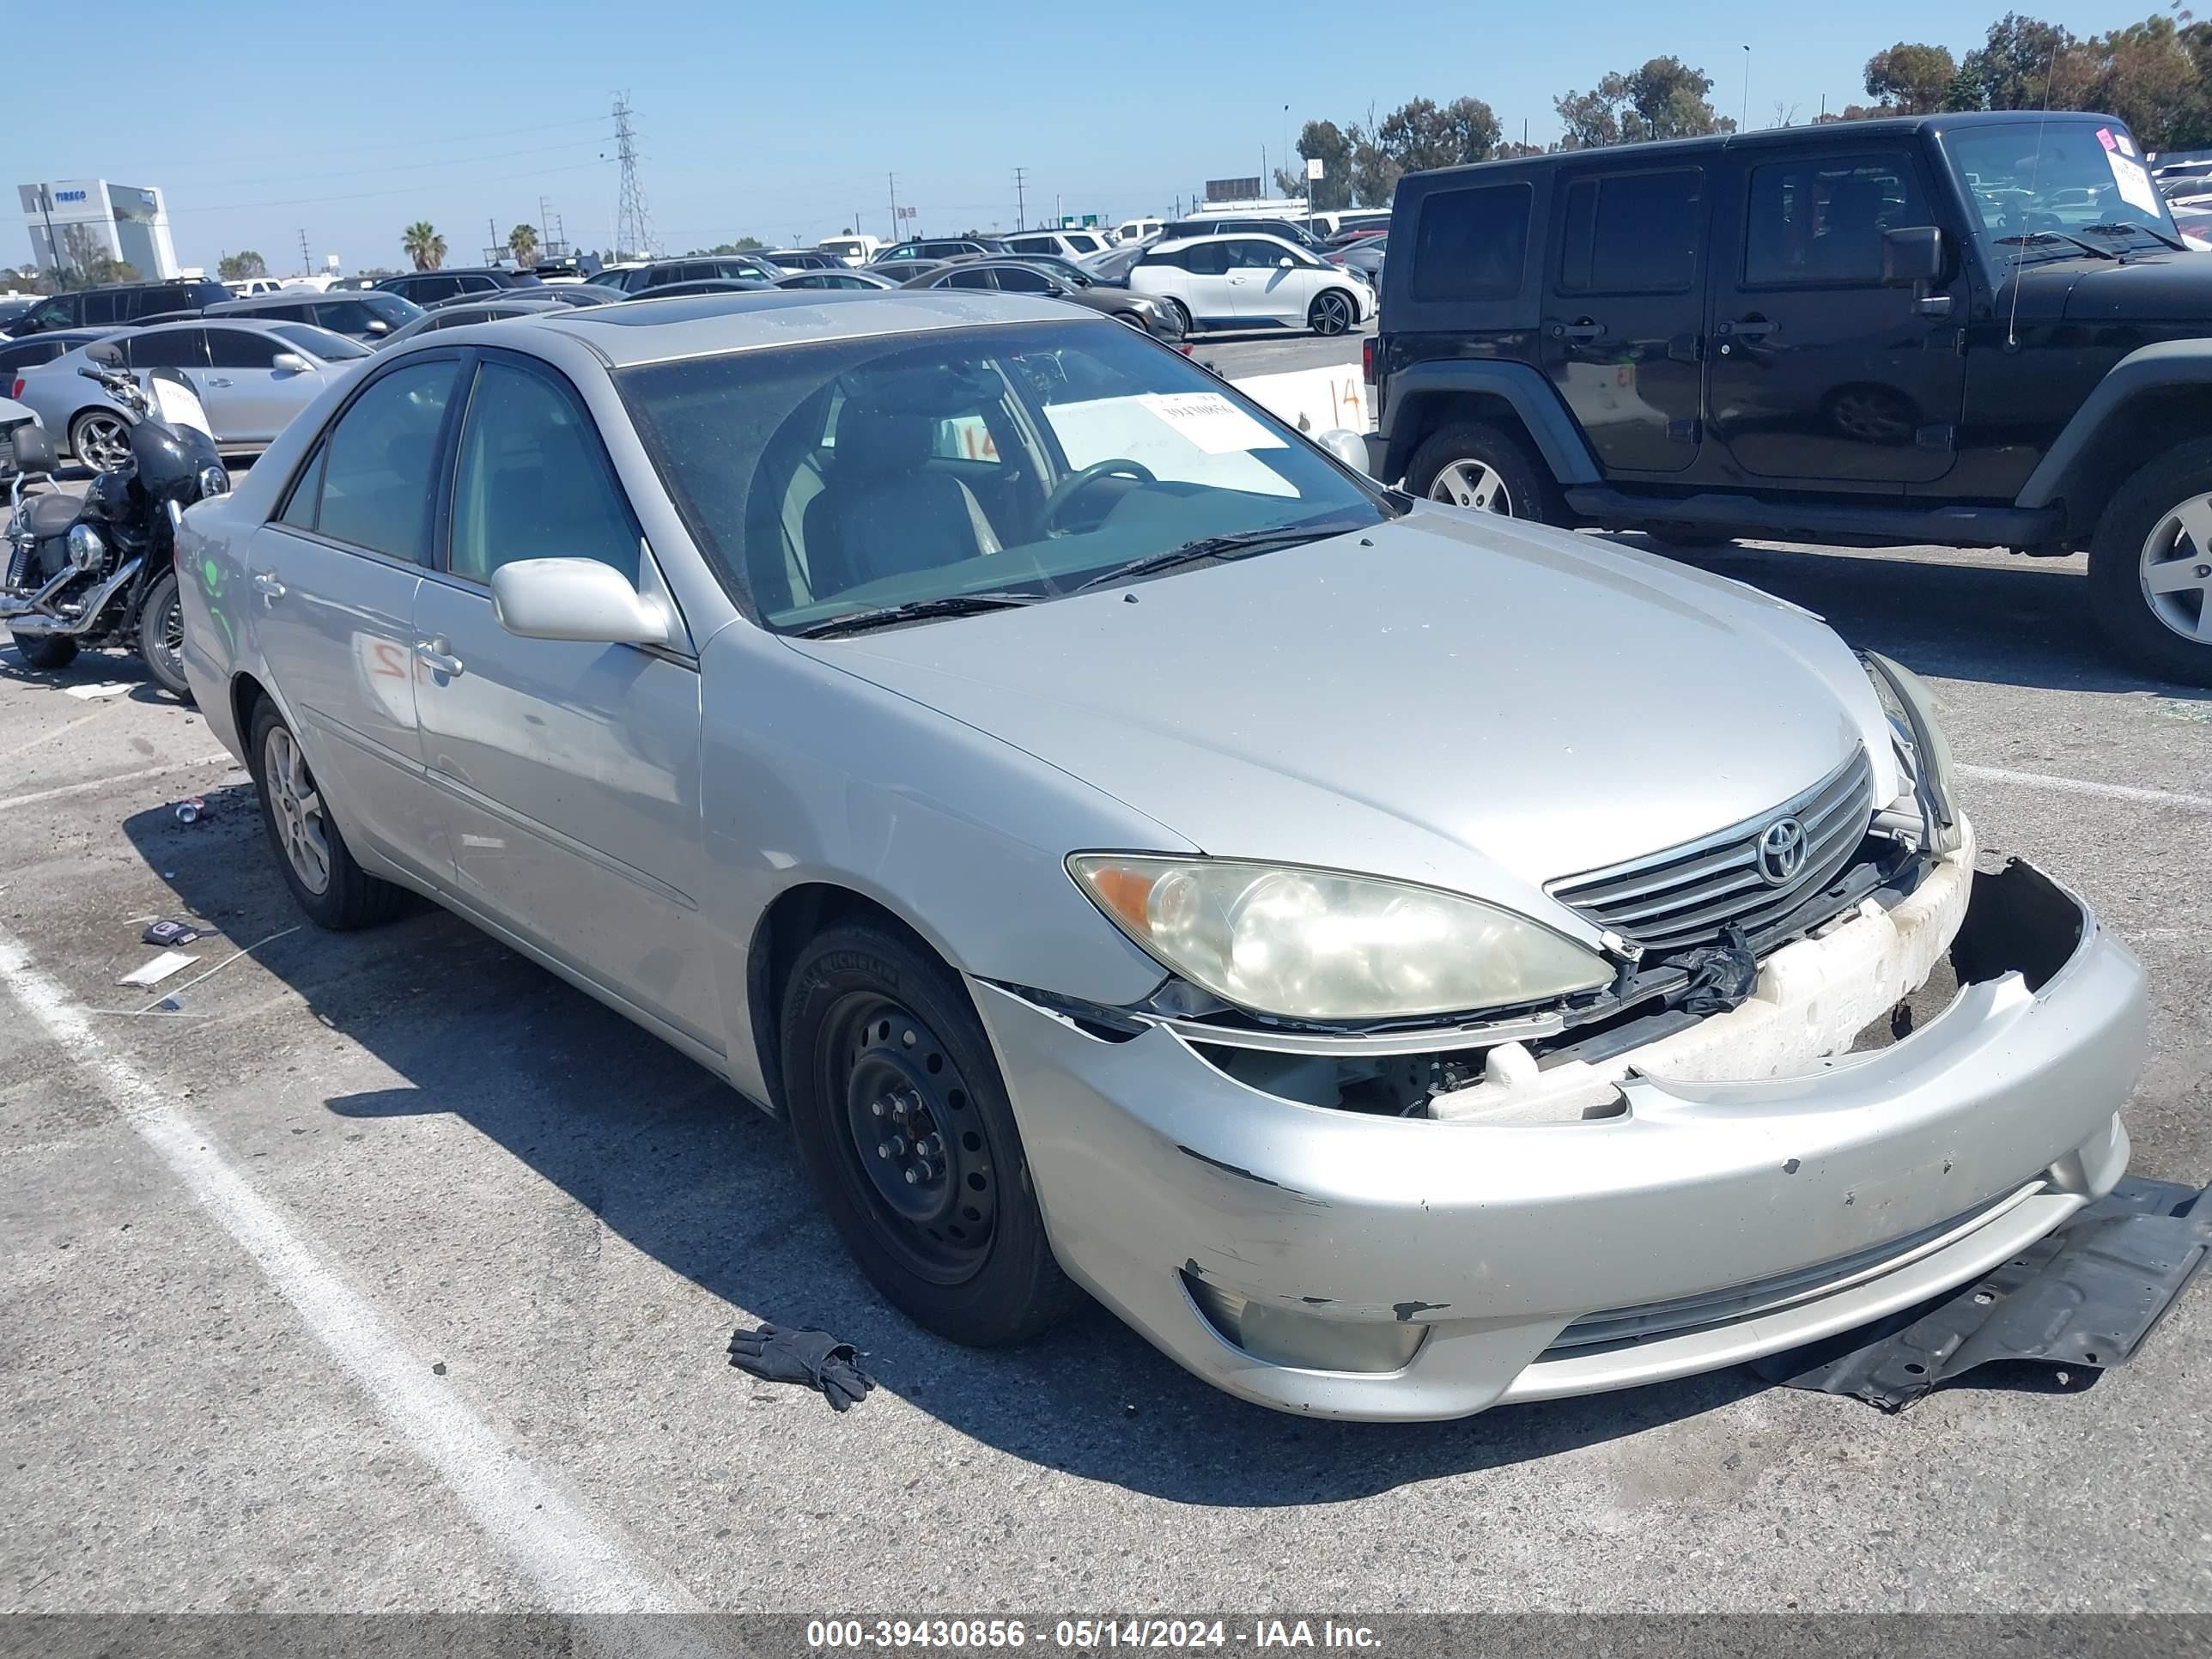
[1409,182,1532,303]
[1558,167,1703,295]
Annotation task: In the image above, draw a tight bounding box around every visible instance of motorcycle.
[2,342,228,698]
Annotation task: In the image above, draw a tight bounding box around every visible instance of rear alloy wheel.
[135,570,192,700]
[1162,297,1192,337]
[70,410,131,472]
[1407,419,1565,526]
[248,701,406,930]
[2089,438,2212,687]
[1309,289,1355,337]
[781,922,1078,1347]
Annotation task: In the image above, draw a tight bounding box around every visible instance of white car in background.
[1004,229,1110,260]
[815,234,883,266]
[1113,216,1166,244]
[1127,230,1373,336]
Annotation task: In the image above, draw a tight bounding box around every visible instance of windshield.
[273,322,373,360]
[618,319,1386,632]
[1945,120,2178,256]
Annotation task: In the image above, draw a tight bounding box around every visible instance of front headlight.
[1862,651,1962,854]
[197,463,230,498]
[1069,854,1612,1024]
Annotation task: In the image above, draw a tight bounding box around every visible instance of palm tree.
[402,222,447,271]
[507,223,539,264]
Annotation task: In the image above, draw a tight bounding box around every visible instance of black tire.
[246,700,405,930]
[8,629,78,672]
[69,409,130,471]
[1645,528,1734,550]
[781,921,1079,1348]
[1308,289,1356,337]
[1161,297,1193,336]
[135,570,193,700]
[1406,419,1565,524]
[2089,438,2212,687]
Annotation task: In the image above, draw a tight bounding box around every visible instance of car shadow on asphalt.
[119,783,1765,1505]
[1621,535,2212,701]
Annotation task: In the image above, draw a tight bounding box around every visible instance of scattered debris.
[142,918,210,948]
[63,682,135,701]
[432,1361,447,1376]
[173,797,209,824]
[1756,1176,2212,1410]
[728,1322,877,1412]
[119,951,198,988]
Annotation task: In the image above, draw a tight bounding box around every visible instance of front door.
[1176,240,1240,327]
[1705,147,1966,483]
[203,325,320,446]
[410,355,717,1048]
[1540,162,1710,474]
[246,355,464,881]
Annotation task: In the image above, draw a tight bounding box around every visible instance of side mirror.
[366,319,390,335]
[85,341,125,368]
[271,351,311,373]
[1881,225,1945,286]
[490,556,672,647]
[1316,428,1371,475]
[1278,256,1296,269]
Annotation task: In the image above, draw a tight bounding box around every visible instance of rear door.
[1540,161,1709,474]
[1705,145,1966,483]
[123,327,215,426]
[248,355,463,880]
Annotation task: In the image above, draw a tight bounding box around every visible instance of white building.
[17,180,179,281]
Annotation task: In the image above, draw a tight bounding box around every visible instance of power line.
[162,157,615,217]
[161,137,611,194]
[612,92,653,258]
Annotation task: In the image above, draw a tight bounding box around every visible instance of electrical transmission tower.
[612,92,653,258]
[1013,167,1027,231]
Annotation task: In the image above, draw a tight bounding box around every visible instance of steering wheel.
[1041,458,1156,533]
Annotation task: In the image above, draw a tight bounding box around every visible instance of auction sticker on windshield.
[1136,392,1287,455]
[2099,128,2160,214]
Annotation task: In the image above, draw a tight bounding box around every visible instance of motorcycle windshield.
[146,369,213,441]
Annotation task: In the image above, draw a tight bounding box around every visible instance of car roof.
[443,289,1099,368]
[1152,229,1304,249]
[209,291,387,311]
[136,317,293,335]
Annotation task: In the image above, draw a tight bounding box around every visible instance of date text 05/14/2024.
[805,1620,1386,1650]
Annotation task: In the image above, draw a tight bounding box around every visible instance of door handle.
[1556,319,1606,341]
[205,378,233,388]
[1727,317,1776,340]
[251,570,286,599]
[414,637,465,678]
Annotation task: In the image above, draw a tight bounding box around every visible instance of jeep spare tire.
[2089,437,2212,687]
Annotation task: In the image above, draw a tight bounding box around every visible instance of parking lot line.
[0,753,238,814]
[0,923,703,1616]
[1960,763,2212,813]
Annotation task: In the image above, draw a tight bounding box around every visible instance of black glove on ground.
[728,1322,877,1412]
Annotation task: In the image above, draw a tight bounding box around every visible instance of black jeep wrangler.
[1367,111,2212,684]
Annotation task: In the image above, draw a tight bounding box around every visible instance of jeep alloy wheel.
[1429,459,1513,515]
[2138,493,2212,647]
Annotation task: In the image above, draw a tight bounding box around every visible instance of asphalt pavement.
[1,526,2207,1619]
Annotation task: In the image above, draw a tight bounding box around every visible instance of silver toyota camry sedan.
[176,291,2147,1420]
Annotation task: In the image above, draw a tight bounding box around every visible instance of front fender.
[2014,338,2212,512]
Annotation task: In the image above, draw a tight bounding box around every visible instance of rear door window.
[127,329,210,369]
[301,359,461,562]
[1410,182,1534,301]
[78,292,124,325]
[1557,167,1705,294]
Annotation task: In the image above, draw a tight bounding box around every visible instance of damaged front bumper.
[972,842,2147,1419]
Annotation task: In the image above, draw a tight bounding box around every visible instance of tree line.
[1280,8,2212,210]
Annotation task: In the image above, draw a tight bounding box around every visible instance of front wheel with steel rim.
[1309,289,1355,337]
[134,570,193,700]
[2089,438,2212,687]
[247,701,406,929]
[1405,418,1565,526]
[781,922,1078,1347]
[70,410,131,472]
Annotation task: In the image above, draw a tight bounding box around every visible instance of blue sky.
[10,0,2164,274]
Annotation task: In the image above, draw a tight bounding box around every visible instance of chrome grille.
[1547,747,1875,956]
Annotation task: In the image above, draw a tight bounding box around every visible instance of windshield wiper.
[2081,220,2186,251]
[789,592,1042,638]
[1994,230,2118,261]
[1073,520,1362,593]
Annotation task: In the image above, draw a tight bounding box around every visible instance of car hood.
[2059,251,2212,320]
[790,507,1899,927]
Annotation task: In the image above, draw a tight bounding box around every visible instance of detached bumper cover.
[975,856,2146,1420]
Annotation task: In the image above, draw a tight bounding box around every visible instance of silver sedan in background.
[12,319,368,465]
[176,291,2145,1420]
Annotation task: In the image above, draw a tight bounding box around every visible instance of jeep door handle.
[1556,320,1606,340]
[251,570,286,599]
[414,637,465,678]
[1725,317,1776,339]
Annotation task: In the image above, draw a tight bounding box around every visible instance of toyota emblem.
[1756,817,1808,885]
